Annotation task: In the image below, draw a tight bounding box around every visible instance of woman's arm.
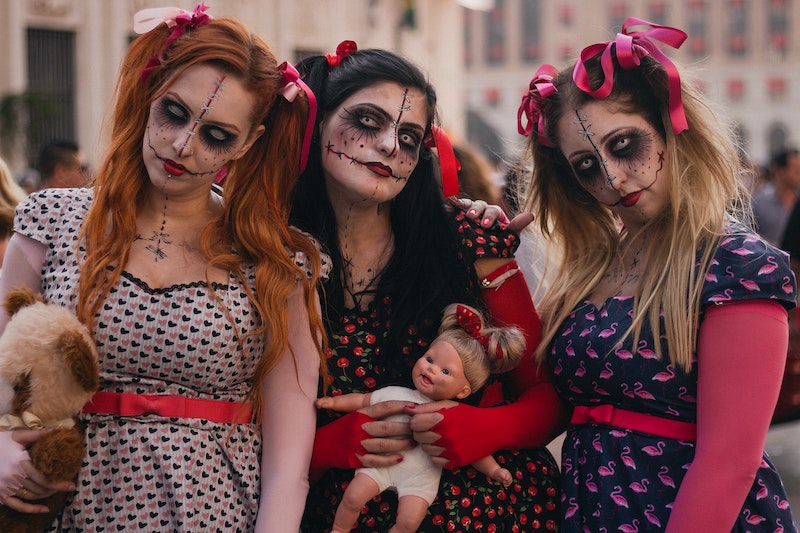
[254,283,319,532]
[665,300,787,532]
[0,233,46,334]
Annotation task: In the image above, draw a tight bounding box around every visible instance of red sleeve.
[666,300,787,532]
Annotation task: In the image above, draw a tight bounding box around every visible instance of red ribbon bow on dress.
[572,16,688,135]
[455,304,501,360]
[134,3,214,83]
[326,40,358,69]
[517,64,559,147]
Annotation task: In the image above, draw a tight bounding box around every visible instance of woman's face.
[142,63,264,198]
[556,100,670,227]
[319,81,428,206]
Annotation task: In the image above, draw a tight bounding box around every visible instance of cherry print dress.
[550,224,798,532]
[14,189,311,532]
[302,303,560,531]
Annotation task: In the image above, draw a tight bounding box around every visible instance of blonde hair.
[0,157,26,208]
[436,303,526,392]
[520,53,744,372]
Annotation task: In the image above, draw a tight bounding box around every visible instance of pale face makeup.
[142,63,264,198]
[556,100,669,227]
[319,81,428,206]
[411,340,472,401]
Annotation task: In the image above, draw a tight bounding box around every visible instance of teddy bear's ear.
[3,286,42,317]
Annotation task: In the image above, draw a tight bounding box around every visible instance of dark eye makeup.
[154,97,239,154]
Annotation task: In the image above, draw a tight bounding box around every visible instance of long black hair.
[291,48,479,374]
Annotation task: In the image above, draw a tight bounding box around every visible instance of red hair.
[78,17,324,421]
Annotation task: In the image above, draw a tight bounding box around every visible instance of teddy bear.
[0,286,99,533]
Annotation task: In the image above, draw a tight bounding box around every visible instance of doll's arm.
[0,233,46,335]
[254,283,319,533]
[316,392,373,412]
[665,300,787,533]
[471,455,512,487]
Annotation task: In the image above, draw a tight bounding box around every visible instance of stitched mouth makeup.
[363,162,393,177]
[163,160,186,176]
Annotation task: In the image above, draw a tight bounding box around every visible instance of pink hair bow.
[455,304,501,360]
[134,3,213,83]
[573,16,688,134]
[517,64,558,147]
[326,40,358,69]
[278,62,317,174]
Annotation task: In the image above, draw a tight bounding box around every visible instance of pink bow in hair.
[455,305,502,360]
[326,40,358,69]
[517,64,558,147]
[134,3,213,83]
[573,16,688,134]
[278,62,317,174]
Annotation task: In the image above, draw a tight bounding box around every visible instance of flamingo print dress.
[550,224,798,532]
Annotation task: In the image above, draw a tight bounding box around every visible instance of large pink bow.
[278,62,317,174]
[572,17,688,134]
[134,3,213,83]
[455,304,501,360]
[517,64,559,147]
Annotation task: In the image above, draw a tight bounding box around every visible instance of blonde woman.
[519,16,797,532]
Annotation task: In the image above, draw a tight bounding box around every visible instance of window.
[485,0,506,65]
[26,28,75,166]
[687,0,708,57]
[726,0,748,57]
[522,0,542,63]
[767,0,789,58]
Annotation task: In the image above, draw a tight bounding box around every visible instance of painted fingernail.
[483,218,491,225]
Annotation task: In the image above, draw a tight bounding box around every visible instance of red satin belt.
[82,391,253,424]
[570,404,696,441]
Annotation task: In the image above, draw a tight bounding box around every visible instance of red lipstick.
[163,160,186,176]
[621,191,641,207]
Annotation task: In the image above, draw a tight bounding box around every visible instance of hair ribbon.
[455,304,502,360]
[134,3,213,83]
[423,125,460,198]
[326,40,358,69]
[278,62,317,174]
[517,64,558,146]
[573,16,688,134]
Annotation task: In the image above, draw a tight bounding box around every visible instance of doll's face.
[556,100,670,228]
[142,63,264,197]
[412,340,472,401]
[318,81,427,206]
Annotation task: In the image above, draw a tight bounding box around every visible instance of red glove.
[428,382,568,468]
[310,411,373,472]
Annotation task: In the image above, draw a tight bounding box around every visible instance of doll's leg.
[389,495,429,533]
[471,455,513,487]
[331,472,381,533]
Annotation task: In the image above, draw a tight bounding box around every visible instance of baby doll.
[316,303,526,533]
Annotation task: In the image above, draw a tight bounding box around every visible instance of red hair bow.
[572,16,688,134]
[517,64,558,147]
[455,305,501,360]
[326,40,358,69]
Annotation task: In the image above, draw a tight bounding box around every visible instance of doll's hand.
[313,400,414,471]
[315,396,334,409]
[407,401,502,469]
[0,429,73,514]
